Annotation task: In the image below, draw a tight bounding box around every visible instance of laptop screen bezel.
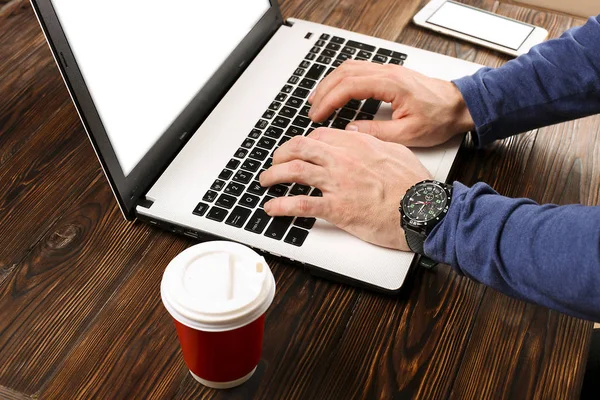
[30,0,283,220]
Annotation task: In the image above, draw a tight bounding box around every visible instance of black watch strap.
[405,230,426,255]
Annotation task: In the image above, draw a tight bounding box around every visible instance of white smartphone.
[413,0,548,57]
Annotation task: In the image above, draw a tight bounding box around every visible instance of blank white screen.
[52,0,270,176]
[427,1,534,50]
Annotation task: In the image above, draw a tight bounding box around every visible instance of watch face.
[402,183,448,222]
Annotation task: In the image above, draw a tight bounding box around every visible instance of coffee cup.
[161,241,275,389]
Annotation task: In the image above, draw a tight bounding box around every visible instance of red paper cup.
[161,242,276,389]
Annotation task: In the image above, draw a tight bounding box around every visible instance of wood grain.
[0,0,595,399]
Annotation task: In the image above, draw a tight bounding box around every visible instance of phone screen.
[426,1,534,50]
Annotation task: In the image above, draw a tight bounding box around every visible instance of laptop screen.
[52,0,271,176]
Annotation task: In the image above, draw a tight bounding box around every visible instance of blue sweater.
[424,16,600,321]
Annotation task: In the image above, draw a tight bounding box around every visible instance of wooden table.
[0,0,597,398]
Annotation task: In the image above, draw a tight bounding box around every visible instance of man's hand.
[308,60,475,147]
[259,128,432,251]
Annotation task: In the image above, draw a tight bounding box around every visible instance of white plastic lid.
[160,241,276,332]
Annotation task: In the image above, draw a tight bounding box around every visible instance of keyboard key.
[305,52,316,60]
[294,217,316,230]
[226,158,240,170]
[284,227,309,246]
[255,119,268,129]
[225,182,245,196]
[249,147,269,161]
[320,33,330,40]
[265,126,284,138]
[245,209,272,234]
[260,195,274,208]
[338,108,356,120]
[294,67,305,76]
[219,169,233,180]
[264,216,294,240]
[299,60,311,69]
[293,87,310,98]
[341,46,356,55]
[316,56,332,64]
[216,193,236,209]
[345,99,362,110]
[288,75,300,84]
[389,58,403,65]
[299,105,311,117]
[279,106,297,119]
[263,157,273,169]
[290,184,311,196]
[206,206,228,222]
[286,126,304,136]
[392,51,407,60]
[241,159,261,172]
[233,170,252,184]
[242,138,255,149]
[336,53,352,61]
[376,48,393,56]
[272,116,291,128]
[247,181,267,196]
[281,85,293,94]
[346,40,375,52]
[331,118,350,129]
[305,63,326,80]
[315,39,326,47]
[293,116,311,128]
[193,202,209,217]
[355,57,368,61]
[373,54,388,63]
[357,50,372,58]
[275,92,287,102]
[356,112,374,120]
[310,188,323,197]
[331,36,345,44]
[203,190,218,202]
[310,46,320,54]
[255,169,265,181]
[362,98,382,114]
[234,148,248,159]
[211,179,226,191]
[239,193,261,208]
[225,206,252,228]
[268,184,288,197]
[286,96,303,108]
[322,49,336,58]
[248,128,262,139]
[257,137,277,150]
[299,78,316,89]
[262,109,275,119]
[325,42,341,51]
[278,136,292,146]
[332,59,343,67]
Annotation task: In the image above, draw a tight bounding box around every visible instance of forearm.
[452,15,600,146]
[424,182,600,321]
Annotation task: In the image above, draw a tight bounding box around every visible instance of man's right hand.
[308,60,476,147]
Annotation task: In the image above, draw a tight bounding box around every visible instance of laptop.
[31,0,482,293]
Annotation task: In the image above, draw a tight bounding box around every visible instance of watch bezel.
[399,180,452,235]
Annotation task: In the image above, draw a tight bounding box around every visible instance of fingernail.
[263,201,272,213]
[346,124,359,131]
[308,92,314,102]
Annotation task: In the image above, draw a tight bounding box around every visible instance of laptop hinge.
[137,197,154,209]
[283,19,294,27]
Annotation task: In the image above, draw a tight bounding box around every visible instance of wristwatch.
[399,180,453,255]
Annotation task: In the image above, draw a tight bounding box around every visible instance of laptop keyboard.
[192,33,408,247]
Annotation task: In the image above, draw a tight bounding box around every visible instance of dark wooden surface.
[0,0,597,398]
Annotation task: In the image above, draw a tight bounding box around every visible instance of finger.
[308,59,379,106]
[345,119,412,143]
[264,195,327,218]
[310,75,397,122]
[259,160,328,189]
[272,135,332,167]
[307,127,356,146]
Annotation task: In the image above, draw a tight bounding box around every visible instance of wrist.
[449,82,475,134]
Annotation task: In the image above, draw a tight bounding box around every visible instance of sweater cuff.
[453,73,495,147]
[423,181,470,269]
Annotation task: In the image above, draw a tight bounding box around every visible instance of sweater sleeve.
[424,182,600,321]
[452,15,600,147]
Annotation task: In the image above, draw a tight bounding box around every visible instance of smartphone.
[413,0,548,57]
